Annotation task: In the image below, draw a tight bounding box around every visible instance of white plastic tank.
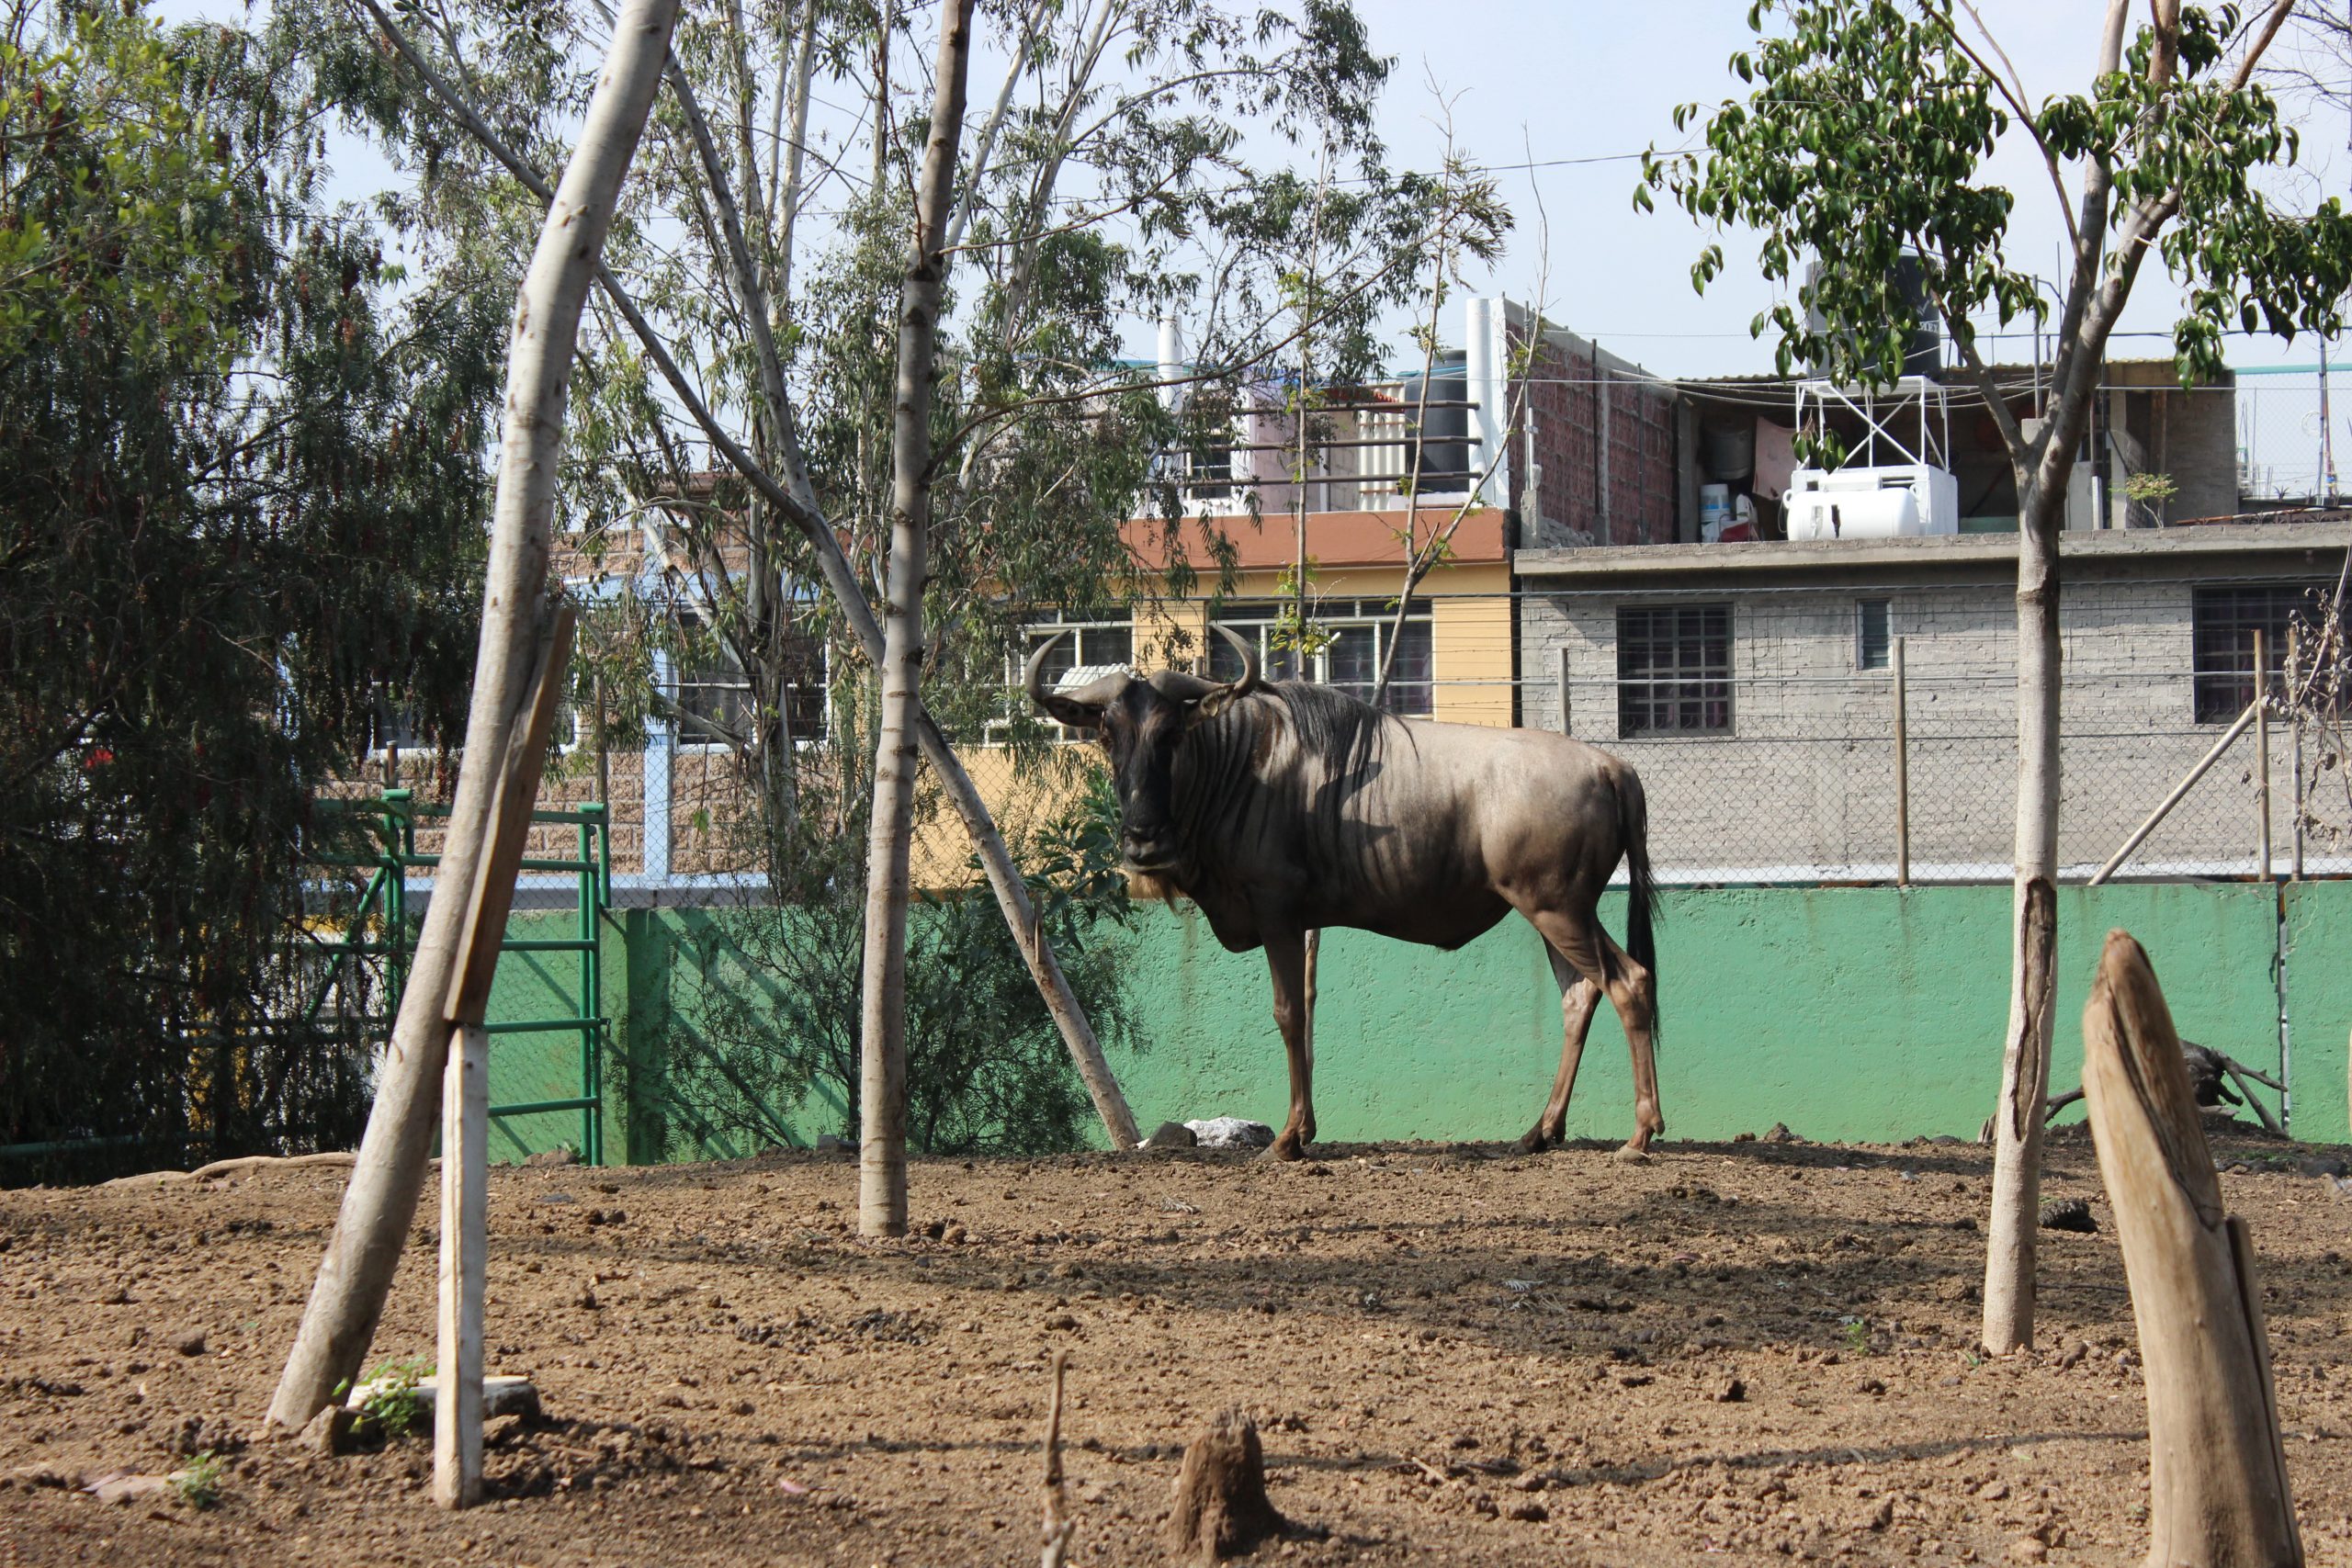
[1783,464,1958,539]
[1786,486,1920,540]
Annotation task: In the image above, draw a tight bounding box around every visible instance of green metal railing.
[310,790,612,1164]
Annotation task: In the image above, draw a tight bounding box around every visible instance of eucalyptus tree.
[1644,0,2352,1352]
[0,0,504,1174]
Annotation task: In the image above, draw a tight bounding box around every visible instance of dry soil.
[5,1132,2352,1566]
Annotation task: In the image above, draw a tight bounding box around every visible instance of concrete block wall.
[1520,580,2274,876]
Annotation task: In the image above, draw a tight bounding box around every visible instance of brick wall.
[1510,328,1680,548]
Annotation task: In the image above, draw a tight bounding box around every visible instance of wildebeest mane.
[1170,678,1415,897]
[1265,678,1399,782]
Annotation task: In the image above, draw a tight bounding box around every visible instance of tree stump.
[1166,1409,1284,1562]
[2082,931,2301,1567]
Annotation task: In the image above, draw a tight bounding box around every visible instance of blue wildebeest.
[1026,626,1662,1160]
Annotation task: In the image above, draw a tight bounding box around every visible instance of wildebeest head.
[1023,625,1260,873]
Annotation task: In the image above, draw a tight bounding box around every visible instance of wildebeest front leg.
[1263,929,1315,1160]
[1517,955,1603,1153]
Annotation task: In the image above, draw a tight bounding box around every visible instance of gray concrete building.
[1514,524,2349,882]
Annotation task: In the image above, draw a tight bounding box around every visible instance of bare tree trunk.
[2083,931,2302,1567]
[266,0,680,1431]
[858,0,975,1239]
[1983,479,2063,1355]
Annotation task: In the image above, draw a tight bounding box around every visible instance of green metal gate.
[309,789,612,1164]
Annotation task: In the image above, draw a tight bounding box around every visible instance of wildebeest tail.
[1616,764,1660,1039]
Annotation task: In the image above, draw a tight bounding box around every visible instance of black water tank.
[1399,349,1469,486]
[1804,255,1941,379]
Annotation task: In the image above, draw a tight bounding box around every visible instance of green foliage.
[172,1450,225,1510]
[639,757,1141,1159]
[1642,2,2352,396]
[0,0,503,1173]
[359,1356,435,1440]
[2121,470,2178,506]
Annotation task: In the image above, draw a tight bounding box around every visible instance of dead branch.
[1040,1349,1075,1568]
[2082,931,2302,1567]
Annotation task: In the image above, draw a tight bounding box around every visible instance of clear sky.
[1346,1,2352,378]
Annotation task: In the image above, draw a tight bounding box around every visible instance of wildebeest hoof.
[1611,1143,1650,1165]
[1263,1136,1306,1163]
[1513,1127,1555,1155]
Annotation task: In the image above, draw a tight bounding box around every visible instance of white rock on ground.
[345,1373,540,1425]
[1182,1118,1276,1151]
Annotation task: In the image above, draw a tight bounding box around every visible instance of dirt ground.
[4,1132,2351,1566]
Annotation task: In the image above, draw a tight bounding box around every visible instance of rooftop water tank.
[1783,464,1959,539]
[1398,349,1469,488]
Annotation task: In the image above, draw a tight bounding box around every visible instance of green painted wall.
[478,882,2352,1162]
[2286,883,2352,1145]
[1101,884,2294,1146]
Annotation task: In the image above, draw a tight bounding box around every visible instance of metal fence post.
[2290,626,2306,881]
[1556,643,1571,736]
[1893,635,1909,886]
[2256,629,2273,883]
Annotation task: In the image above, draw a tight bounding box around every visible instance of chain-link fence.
[2236,370,2347,510]
[1567,666,2288,884]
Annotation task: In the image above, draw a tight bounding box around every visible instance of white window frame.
[1206,598,1436,716]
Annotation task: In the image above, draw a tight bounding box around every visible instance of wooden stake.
[433,608,574,1511]
[444,607,578,1023]
[2082,931,2302,1568]
[433,1020,488,1509]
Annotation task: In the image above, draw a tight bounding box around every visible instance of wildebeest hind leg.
[1597,929,1663,1151]
[1517,950,1602,1153]
[1262,929,1315,1160]
[1524,908,1662,1155]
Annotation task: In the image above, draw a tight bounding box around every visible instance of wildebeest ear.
[1034,686,1110,729]
[1185,683,1246,726]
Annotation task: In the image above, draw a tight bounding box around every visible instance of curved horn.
[1212,623,1260,697]
[1022,631,1070,711]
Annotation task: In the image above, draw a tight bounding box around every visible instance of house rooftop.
[1515,518,2352,587]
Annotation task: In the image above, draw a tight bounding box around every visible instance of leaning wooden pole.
[2082,931,2302,1568]
[266,0,680,1433]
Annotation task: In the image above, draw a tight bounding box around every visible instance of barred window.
[2191,585,2315,724]
[1616,604,1732,736]
[1182,398,1236,501]
[1015,614,1134,739]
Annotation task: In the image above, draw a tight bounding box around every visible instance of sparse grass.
[173,1450,224,1510]
[1841,1316,1872,1356]
[359,1356,435,1440]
